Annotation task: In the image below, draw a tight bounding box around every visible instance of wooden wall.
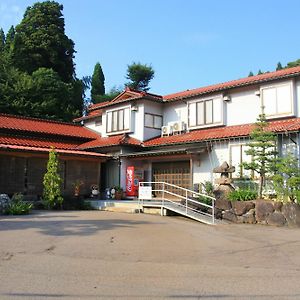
[0,153,101,198]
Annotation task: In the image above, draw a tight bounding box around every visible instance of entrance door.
[152,161,191,196]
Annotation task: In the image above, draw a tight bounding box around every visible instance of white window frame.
[106,106,131,134]
[261,81,294,118]
[144,113,163,129]
[187,95,223,129]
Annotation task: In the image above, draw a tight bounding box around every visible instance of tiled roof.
[0,144,108,158]
[78,134,142,149]
[143,117,300,147]
[0,135,81,150]
[88,89,163,112]
[163,66,300,101]
[0,113,98,139]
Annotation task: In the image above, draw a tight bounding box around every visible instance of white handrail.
[139,181,216,224]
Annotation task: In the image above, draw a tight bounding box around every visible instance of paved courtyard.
[0,210,300,300]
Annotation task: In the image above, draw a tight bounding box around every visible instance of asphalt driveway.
[0,210,300,300]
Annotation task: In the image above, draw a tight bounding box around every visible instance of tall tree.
[276,62,283,71]
[43,147,63,209]
[0,28,5,52]
[4,26,15,53]
[257,69,263,75]
[248,71,254,77]
[125,62,154,92]
[11,1,75,82]
[243,114,278,198]
[91,62,105,103]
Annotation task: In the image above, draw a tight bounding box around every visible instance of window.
[145,113,163,129]
[188,98,222,128]
[106,107,130,133]
[261,83,293,117]
[95,116,102,126]
[229,144,252,178]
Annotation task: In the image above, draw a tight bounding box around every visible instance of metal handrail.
[138,181,216,224]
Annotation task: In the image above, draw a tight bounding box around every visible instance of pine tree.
[276,62,283,71]
[257,69,263,75]
[91,62,105,102]
[243,114,278,198]
[126,62,154,91]
[248,71,254,77]
[0,28,5,52]
[43,148,63,209]
[4,26,15,54]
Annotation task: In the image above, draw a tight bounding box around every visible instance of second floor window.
[261,83,293,117]
[145,113,163,129]
[106,107,130,133]
[188,98,222,127]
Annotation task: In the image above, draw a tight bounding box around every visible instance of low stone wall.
[216,199,300,227]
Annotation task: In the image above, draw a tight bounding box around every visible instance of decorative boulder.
[282,203,300,227]
[256,200,274,223]
[222,210,237,222]
[232,201,255,216]
[214,185,234,201]
[243,208,256,224]
[215,198,232,211]
[0,194,10,214]
[266,212,286,226]
[273,201,283,212]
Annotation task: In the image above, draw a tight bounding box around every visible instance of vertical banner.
[126,166,135,196]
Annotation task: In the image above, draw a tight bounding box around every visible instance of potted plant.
[114,186,123,200]
[73,180,84,197]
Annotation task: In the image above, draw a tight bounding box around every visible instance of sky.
[1,0,300,97]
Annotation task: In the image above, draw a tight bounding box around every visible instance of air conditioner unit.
[171,121,186,134]
[161,125,172,136]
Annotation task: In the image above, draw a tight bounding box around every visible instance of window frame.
[106,106,131,134]
[188,95,223,129]
[261,81,294,118]
[144,113,163,129]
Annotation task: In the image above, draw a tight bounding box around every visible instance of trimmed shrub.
[228,189,257,201]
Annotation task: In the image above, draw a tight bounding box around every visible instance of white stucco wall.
[163,101,187,125]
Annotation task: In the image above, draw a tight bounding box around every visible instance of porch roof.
[143,117,300,147]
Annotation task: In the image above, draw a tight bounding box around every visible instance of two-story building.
[1,66,300,197]
[74,66,300,195]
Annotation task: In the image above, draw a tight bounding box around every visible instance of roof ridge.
[163,65,300,100]
[0,113,82,127]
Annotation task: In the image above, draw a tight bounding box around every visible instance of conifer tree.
[43,148,63,209]
[276,62,283,71]
[243,114,278,198]
[248,71,254,77]
[0,28,5,52]
[91,62,105,103]
[257,69,263,75]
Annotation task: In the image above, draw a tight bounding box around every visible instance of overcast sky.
[1,0,300,96]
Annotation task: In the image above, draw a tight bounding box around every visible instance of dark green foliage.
[228,189,257,201]
[91,62,105,103]
[276,62,283,71]
[248,71,254,77]
[62,196,94,210]
[4,193,33,215]
[272,154,300,204]
[4,25,15,54]
[126,62,154,92]
[11,1,75,82]
[0,28,5,52]
[243,114,278,198]
[286,59,300,68]
[198,195,212,206]
[257,69,263,75]
[43,148,63,209]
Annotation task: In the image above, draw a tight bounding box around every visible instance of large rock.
[232,201,255,216]
[0,194,10,214]
[213,185,234,201]
[222,210,237,222]
[215,198,232,211]
[256,200,274,223]
[266,212,286,226]
[243,208,256,224]
[282,203,300,227]
[274,201,283,212]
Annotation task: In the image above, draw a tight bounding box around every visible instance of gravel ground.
[0,210,300,300]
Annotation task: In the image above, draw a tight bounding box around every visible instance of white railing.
[138,181,216,224]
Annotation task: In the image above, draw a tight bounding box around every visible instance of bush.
[228,189,257,201]
[62,196,94,210]
[4,193,32,215]
[198,195,212,206]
